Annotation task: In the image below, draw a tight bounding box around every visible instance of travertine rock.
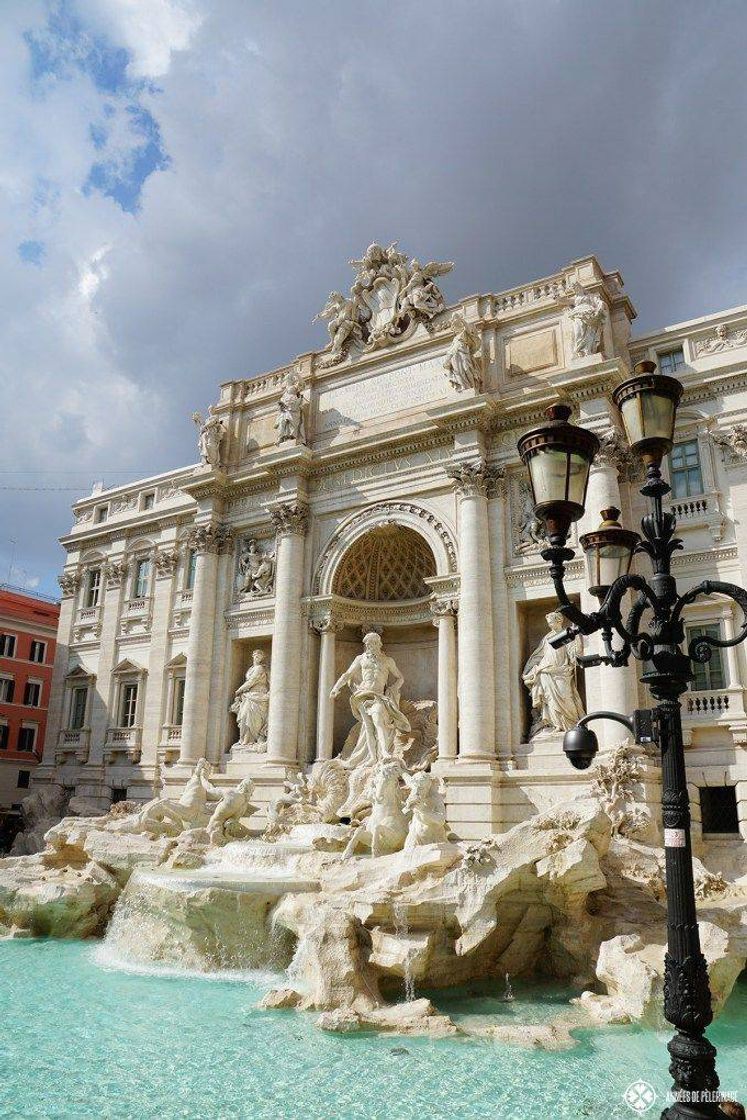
[0,853,117,938]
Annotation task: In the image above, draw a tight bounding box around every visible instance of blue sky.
[2,0,747,598]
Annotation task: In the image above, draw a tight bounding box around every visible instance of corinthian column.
[431,600,458,760]
[312,613,341,761]
[179,522,232,765]
[266,502,308,763]
[448,461,497,759]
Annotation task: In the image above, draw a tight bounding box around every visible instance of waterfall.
[392,902,416,1003]
[503,972,515,1002]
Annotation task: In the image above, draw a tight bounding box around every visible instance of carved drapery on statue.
[274,368,306,444]
[566,281,605,359]
[230,651,270,753]
[522,611,585,737]
[443,313,483,392]
[314,242,453,367]
[192,408,225,470]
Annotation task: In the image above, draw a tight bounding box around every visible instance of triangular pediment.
[166,653,187,668]
[112,658,144,675]
[66,664,95,681]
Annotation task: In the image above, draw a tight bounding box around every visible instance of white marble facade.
[37,251,747,847]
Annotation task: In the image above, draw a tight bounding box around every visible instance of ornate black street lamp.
[518,361,747,1120]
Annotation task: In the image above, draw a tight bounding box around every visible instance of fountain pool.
[1,940,744,1120]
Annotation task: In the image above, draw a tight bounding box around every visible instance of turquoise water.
[0,940,744,1120]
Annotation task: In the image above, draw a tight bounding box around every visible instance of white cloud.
[77,0,203,78]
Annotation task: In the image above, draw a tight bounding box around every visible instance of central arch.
[313,500,457,597]
[333,524,436,602]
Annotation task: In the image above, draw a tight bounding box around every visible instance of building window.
[111,787,128,804]
[670,440,703,499]
[700,786,739,835]
[17,770,31,789]
[0,634,16,658]
[142,492,155,511]
[29,640,46,664]
[133,558,151,600]
[95,505,109,524]
[17,725,37,752]
[120,682,138,728]
[185,549,198,591]
[85,568,102,609]
[69,686,89,730]
[0,723,8,750]
[686,625,726,691]
[172,677,186,726]
[0,676,14,703]
[658,347,685,376]
[23,681,42,707]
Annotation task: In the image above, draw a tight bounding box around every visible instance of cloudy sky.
[2,0,747,597]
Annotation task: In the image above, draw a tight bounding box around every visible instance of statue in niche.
[192,408,225,470]
[522,611,585,737]
[238,538,275,597]
[516,480,546,553]
[567,281,605,359]
[117,758,221,837]
[331,632,412,818]
[444,313,483,392]
[274,370,306,443]
[230,651,270,750]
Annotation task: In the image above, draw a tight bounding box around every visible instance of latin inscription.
[317,357,450,432]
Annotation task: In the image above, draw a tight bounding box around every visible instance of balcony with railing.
[682,685,747,746]
[55,727,90,764]
[104,726,143,764]
[666,490,725,542]
[158,723,182,765]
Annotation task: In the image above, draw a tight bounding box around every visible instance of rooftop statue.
[566,281,605,359]
[192,408,225,470]
[315,242,453,365]
[274,369,306,443]
[444,313,483,392]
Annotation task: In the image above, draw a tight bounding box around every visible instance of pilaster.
[266,501,308,764]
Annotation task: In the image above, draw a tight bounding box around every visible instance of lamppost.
[518,360,747,1120]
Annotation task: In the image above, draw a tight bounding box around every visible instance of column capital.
[154,548,180,579]
[187,521,233,554]
[430,597,458,625]
[310,612,343,635]
[269,501,309,537]
[595,426,643,482]
[58,570,80,597]
[104,559,129,588]
[447,459,505,498]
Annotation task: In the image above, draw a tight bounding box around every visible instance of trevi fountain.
[2,248,746,1119]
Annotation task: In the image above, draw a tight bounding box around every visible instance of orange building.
[0,586,60,833]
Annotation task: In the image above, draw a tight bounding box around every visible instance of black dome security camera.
[562,724,599,770]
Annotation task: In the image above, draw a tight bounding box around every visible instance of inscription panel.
[316,357,451,433]
[506,328,559,377]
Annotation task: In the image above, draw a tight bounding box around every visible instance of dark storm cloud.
[2,0,747,593]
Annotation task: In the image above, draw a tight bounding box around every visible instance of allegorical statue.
[331,632,412,818]
[444,313,483,391]
[238,538,275,597]
[121,758,221,837]
[567,281,605,359]
[398,258,453,319]
[522,611,585,737]
[314,291,364,366]
[192,408,225,470]
[275,370,306,443]
[230,651,270,749]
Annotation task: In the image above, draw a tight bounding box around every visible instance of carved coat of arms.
[314,242,453,366]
